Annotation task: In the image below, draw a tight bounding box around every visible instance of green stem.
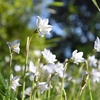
[85,61,93,100]
[60,62,68,100]
[8,49,12,100]
[22,37,29,100]
[48,89,50,100]
[88,77,93,100]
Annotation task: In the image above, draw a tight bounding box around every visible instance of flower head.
[91,69,100,83]
[24,87,32,96]
[37,82,52,94]
[36,16,52,37]
[26,61,38,77]
[42,48,57,64]
[71,50,85,64]
[6,39,20,54]
[10,74,21,91]
[94,37,100,52]
[88,55,97,67]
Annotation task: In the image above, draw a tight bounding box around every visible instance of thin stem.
[48,89,50,100]
[88,77,93,100]
[60,62,68,100]
[8,49,12,100]
[22,37,29,100]
[85,61,93,100]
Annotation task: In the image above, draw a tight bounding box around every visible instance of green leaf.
[49,2,64,7]
[0,72,6,88]
[92,0,100,11]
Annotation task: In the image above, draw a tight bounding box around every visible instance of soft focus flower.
[91,69,100,83]
[24,87,32,96]
[14,65,21,72]
[42,64,56,74]
[42,62,65,78]
[54,62,64,78]
[37,82,52,94]
[71,49,85,64]
[88,55,97,67]
[6,39,20,54]
[26,61,38,76]
[94,37,100,52]
[10,74,21,91]
[36,16,52,37]
[42,48,57,64]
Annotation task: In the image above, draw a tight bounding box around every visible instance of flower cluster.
[5,16,100,100]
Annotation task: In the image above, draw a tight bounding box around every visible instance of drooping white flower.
[6,39,20,54]
[36,16,52,37]
[42,48,57,64]
[37,82,52,94]
[88,55,97,67]
[94,37,100,52]
[71,49,85,64]
[10,74,21,91]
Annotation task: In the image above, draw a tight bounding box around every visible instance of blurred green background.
[0,0,100,64]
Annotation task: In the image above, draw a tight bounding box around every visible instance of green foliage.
[49,1,65,7]
[92,0,100,11]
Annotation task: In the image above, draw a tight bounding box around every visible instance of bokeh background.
[0,0,100,65]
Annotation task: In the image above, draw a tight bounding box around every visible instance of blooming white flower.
[88,55,97,67]
[37,82,52,94]
[36,16,52,37]
[6,39,20,54]
[71,49,85,64]
[10,74,21,91]
[94,37,100,52]
[42,48,57,64]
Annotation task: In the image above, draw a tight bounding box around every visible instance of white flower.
[42,62,65,78]
[37,82,52,94]
[54,62,64,78]
[24,87,32,96]
[71,49,85,64]
[10,74,21,91]
[6,39,20,54]
[88,55,97,67]
[42,64,56,74]
[26,61,38,76]
[94,37,100,52]
[42,48,57,64]
[14,65,21,72]
[91,69,100,83]
[36,16,52,37]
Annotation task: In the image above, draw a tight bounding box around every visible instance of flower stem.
[8,49,12,100]
[88,77,93,100]
[22,37,29,100]
[85,61,93,100]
